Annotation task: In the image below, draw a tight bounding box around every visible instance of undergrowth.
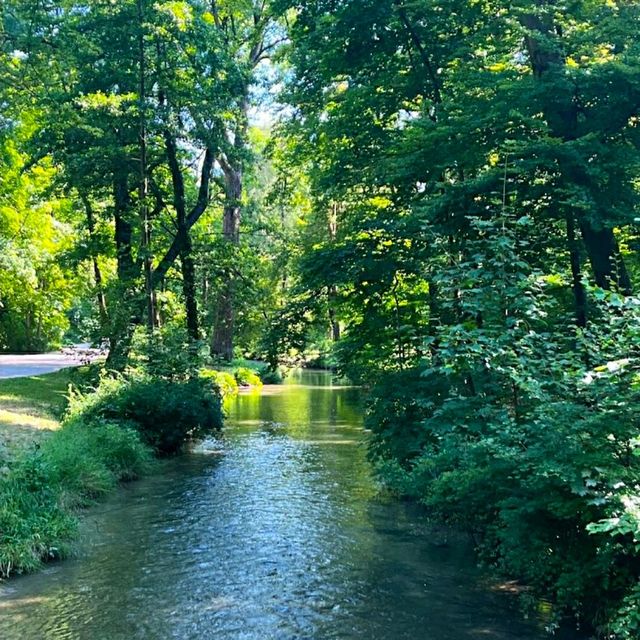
[1,366,225,579]
[0,417,152,578]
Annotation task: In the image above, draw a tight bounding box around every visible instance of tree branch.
[393,0,442,105]
[186,147,215,226]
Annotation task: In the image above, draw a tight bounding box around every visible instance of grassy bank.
[0,368,83,462]
[0,367,223,579]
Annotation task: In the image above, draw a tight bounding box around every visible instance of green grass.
[0,366,153,579]
[209,357,265,372]
[0,367,99,459]
[0,368,76,419]
[0,419,152,578]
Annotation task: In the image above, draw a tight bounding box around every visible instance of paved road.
[0,351,93,379]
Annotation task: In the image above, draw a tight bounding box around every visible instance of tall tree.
[7,0,244,364]
[209,0,283,360]
[275,1,640,634]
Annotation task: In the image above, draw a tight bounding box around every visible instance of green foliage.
[274,1,640,634]
[131,325,204,381]
[0,416,152,578]
[200,368,239,397]
[259,291,332,369]
[367,242,640,633]
[233,366,263,388]
[44,419,152,508]
[66,374,223,455]
[0,130,79,352]
[608,584,640,640]
[0,454,76,578]
[258,365,285,385]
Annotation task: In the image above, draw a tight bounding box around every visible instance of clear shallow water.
[0,371,565,639]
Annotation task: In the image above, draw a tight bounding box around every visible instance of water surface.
[0,371,562,639]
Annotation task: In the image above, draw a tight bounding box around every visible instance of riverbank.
[0,356,277,581]
[0,363,260,580]
[0,371,557,640]
[0,368,154,578]
[0,368,76,463]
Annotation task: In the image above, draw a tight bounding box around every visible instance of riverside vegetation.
[0,338,269,579]
[2,1,640,637]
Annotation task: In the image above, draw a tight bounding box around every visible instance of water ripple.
[0,375,562,639]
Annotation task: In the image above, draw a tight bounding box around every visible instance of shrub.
[368,289,640,634]
[200,369,239,397]
[234,366,263,388]
[66,375,223,455]
[1,365,217,578]
[258,365,285,385]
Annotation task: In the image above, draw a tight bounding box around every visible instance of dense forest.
[2,0,640,637]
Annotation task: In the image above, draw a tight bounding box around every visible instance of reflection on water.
[0,370,566,639]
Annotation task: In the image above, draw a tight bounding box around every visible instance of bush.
[200,369,239,397]
[66,375,224,455]
[258,365,285,385]
[234,366,263,388]
[368,289,640,635]
[0,364,222,578]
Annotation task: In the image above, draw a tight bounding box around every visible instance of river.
[0,371,571,639]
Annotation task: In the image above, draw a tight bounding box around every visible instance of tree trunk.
[211,162,241,361]
[81,194,109,330]
[211,288,235,361]
[328,289,341,342]
[92,256,109,330]
[106,175,138,370]
[205,15,268,359]
[113,175,135,282]
[566,213,587,327]
[180,229,200,341]
[327,203,341,342]
[427,279,441,361]
[163,122,201,341]
[578,223,632,295]
[137,0,156,332]
[521,3,631,295]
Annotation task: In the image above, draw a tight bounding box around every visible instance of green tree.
[276,0,640,633]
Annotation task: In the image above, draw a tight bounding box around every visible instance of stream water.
[0,371,570,639]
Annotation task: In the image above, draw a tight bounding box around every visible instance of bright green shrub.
[200,369,239,397]
[234,366,263,388]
